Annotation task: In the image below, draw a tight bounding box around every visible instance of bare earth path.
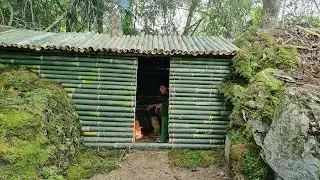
[91,150,229,180]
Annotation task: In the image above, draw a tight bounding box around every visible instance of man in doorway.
[146,83,169,143]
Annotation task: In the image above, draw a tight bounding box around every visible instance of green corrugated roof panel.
[0,29,238,56]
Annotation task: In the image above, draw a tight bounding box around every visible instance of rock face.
[251,86,320,180]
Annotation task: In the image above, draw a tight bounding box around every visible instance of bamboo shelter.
[0,28,238,149]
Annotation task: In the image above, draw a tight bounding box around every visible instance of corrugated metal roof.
[0,29,238,56]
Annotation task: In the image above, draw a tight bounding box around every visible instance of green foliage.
[219,30,300,179]
[67,148,124,180]
[242,146,272,180]
[0,67,80,179]
[168,150,214,168]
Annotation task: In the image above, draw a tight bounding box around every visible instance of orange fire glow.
[134,120,143,140]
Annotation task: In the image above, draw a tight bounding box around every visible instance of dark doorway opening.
[134,57,170,142]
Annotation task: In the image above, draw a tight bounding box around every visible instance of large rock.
[251,86,320,180]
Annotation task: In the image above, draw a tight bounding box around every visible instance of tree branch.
[44,11,67,32]
[312,0,320,13]
[6,1,14,26]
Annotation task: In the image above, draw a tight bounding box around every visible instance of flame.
[134,120,143,140]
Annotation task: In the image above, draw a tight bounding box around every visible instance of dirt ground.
[91,150,229,180]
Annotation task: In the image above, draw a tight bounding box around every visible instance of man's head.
[159,83,168,94]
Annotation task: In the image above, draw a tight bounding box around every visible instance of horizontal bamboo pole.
[53,79,133,86]
[171,61,230,66]
[168,128,226,134]
[171,64,230,70]
[169,79,224,85]
[24,65,136,74]
[169,123,227,129]
[169,93,221,98]
[1,59,138,70]
[169,119,228,125]
[169,101,226,106]
[77,111,134,118]
[32,69,134,78]
[40,74,136,82]
[75,105,134,113]
[84,142,224,149]
[170,72,228,78]
[80,121,134,127]
[66,88,136,95]
[170,68,230,74]
[82,131,133,137]
[170,84,220,89]
[169,105,231,111]
[169,97,224,102]
[82,126,133,132]
[169,138,224,144]
[172,58,230,64]
[83,137,132,142]
[69,93,135,101]
[73,99,134,107]
[169,133,226,139]
[170,114,229,120]
[169,109,231,115]
[63,83,136,91]
[0,55,137,64]
[79,116,135,122]
[169,88,218,94]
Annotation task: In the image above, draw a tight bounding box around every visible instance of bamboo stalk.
[168,119,228,125]
[168,128,226,134]
[169,138,224,144]
[80,121,134,127]
[69,93,134,101]
[54,79,133,86]
[33,69,134,78]
[169,97,224,102]
[75,105,134,112]
[66,88,136,95]
[170,68,230,74]
[170,84,220,89]
[40,74,136,82]
[169,133,225,139]
[169,105,231,111]
[169,79,224,85]
[169,72,228,78]
[82,126,133,132]
[63,83,136,91]
[77,111,134,118]
[169,93,221,98]
[169,109,231,115]
[169,123,227,129]
[169,101,226,106]
[169,114,229,120]
[0,59,138,69]
[83,137,132,142]
[24,65,136,74]
[79,116,135,122]
[171,64,230,70]
[169,87,218,94]
[73,99,134,107]
[84,142,224,149]
[82,131,132,137]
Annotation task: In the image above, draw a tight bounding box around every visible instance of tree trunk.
[183,0,200,35]
[261,0,281,29]
[93,0,103,33]
[111,0,119,36]
[66,0,76,32]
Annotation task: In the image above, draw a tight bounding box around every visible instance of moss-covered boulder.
[252,86,320,180]
[0,66,81,179]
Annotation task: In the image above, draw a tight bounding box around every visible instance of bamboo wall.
[168,57,231,148]
[0,54,138,145]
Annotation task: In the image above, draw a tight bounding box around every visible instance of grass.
[168,149,225,168]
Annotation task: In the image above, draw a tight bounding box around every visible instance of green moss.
[0,67,81,180]
[168,150,214,168]
[66,148,124,180]
[242,147,273,180]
